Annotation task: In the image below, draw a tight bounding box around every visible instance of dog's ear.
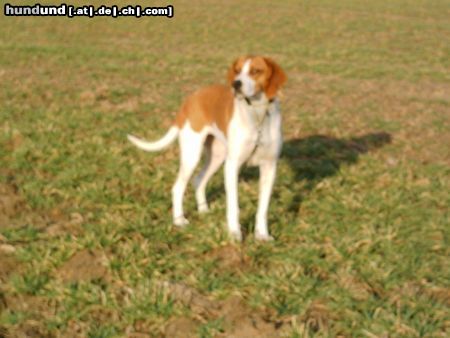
[227,58,238,85]
[264,58,287,100]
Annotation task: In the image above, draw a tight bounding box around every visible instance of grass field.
[1,0,449,337]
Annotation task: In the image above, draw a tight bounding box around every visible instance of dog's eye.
[250,68,262,75]
[235,68,241,74]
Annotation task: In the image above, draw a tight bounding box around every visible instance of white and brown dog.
[128,56,287,241]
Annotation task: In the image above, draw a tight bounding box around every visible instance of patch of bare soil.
[0,239,16,255]
[0,169,84,238]
[0,255,21,282]
[3,294,51,313]
[57,249,109,283]
[126,333,152,338]
[8,319,54,338]
[82,305,120,324]
[44,210,84,238]
[159,282,287,338]
[156,281,219,317]
[0,183,24,229]
[164,317,199,338]
[217,295,283,338]
[44,222,83,238]
[0,287,59,336]
[207,244,249,271]
[59,319,88,338]
[131,319,162,338]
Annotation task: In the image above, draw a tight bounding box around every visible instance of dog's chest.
[228,99,281,165]
[233,99,268,139]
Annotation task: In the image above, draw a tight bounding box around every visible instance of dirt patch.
[60,319,88,338]
[0,255,21,282]
[157,281,219,317]
[207,244,250,271]
[57,249,109,283]
[132,319,161,338]
[0,174,80,238]
[1,293,59,319]
[126,333,152,338]
[9,319,54,338]
[44,222,83,238]
[160,281,287,337]
[0,243,16,255]
[217,295,283,338]
[164,317,199,338]
[83,305,120,324]
[43,208,85,237]
[0,183,24,228]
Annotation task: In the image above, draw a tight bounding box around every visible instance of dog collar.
[242,96,275,106]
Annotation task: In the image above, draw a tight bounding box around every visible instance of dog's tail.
[127,126,179,152]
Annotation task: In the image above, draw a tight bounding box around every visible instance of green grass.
[1,0,449,337]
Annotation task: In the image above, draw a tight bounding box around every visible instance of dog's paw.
[229,230,243,242]
[255,233,274,242]
[174,216,189,227]
[198,204,209,213]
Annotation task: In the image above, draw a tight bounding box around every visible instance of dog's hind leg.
[193,136,226,213]
[172,124,204,227]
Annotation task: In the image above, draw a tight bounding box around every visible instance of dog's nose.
[232,80,242,91]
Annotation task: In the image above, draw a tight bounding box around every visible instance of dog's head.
[227,56,287,100]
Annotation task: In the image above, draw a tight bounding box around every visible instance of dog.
[127,56,287,241]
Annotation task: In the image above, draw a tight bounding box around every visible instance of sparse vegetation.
[1,1,449,337]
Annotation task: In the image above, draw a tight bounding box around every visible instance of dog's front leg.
[225,159,242,241]
[255,160,277,241]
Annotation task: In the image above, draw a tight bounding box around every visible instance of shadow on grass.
[280,131,392,212]
[284,131,392,179]
[238,131,392,212]
[206,132,391,223]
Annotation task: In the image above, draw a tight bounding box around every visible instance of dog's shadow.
[239,131,392,214]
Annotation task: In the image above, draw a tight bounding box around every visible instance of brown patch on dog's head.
[227,55,247,85]
[262,57,287,99]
